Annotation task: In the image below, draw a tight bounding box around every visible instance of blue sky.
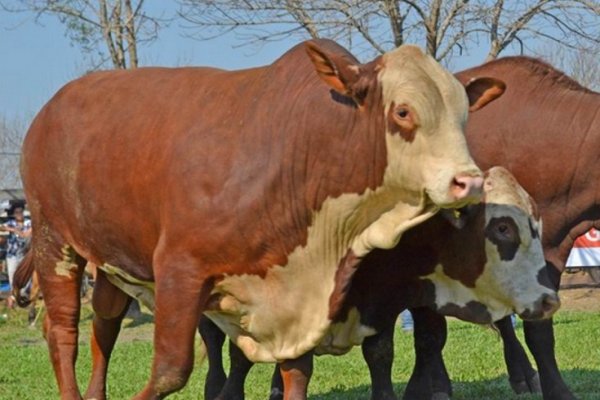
[0,4,298,122]
[0,3,490,124]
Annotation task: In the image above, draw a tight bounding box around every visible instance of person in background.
[1,202,32,309]
[0,235,7,273]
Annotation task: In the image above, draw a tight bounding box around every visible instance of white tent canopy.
[566,228,600,268]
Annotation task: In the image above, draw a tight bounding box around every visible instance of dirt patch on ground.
[559,287,600,312]
[559,269,600,312]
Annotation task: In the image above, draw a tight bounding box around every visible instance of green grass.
[1,304,599,399]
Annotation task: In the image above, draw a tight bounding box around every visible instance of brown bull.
[20,39,503,399]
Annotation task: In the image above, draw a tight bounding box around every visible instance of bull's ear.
[306,41,360,99]
[465,77,506,112]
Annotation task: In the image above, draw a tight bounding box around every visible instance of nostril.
[542,293,560,314]
[452,177,467,191]
[450,175,483,202]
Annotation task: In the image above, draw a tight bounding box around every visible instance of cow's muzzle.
[518,293,561,320]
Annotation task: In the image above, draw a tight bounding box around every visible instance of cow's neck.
[541,91,600,271]
[468,76,600,273]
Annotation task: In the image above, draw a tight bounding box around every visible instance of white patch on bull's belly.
[54,245,79,277]
[315,308,377,356]
[206,188,437,363]
[99,264,156,311]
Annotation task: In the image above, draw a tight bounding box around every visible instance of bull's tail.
[11,249,35,307]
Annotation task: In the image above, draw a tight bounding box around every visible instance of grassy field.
[1,294,599,399]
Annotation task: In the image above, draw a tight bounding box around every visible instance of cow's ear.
[465,77,506,112]
[306,41,360,99]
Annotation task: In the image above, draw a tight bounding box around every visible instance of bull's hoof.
[370,392,398,400]
[510,380,530,394]
[431,392,451,400]
[527,372,542,393]
[509,372,541,394]
[545,385,578,400]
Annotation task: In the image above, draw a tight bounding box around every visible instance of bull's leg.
[279,351,314,400]
[33,227,86,400]
[83,270,132,400]
[494,315,540,394]
[133,258,214,399]
[362,323,397,400]
[198,316,227,400]
[523,319,576,400]
[214,340,254,400]
[403,308,451,400]
[270,365,284,400]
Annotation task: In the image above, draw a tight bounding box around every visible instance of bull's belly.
[96,186,435,363]
[98,264,156,311]
[99,263,377,360]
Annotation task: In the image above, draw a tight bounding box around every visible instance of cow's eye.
[496,222,514,240]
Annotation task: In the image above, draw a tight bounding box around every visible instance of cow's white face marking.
[424,167,556,322]
[423,207,547,323]
[379,46,482,208]
[476,205,550,320]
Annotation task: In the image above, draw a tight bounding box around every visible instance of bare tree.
[540,43,600,91]
[0,116,26,192]
[177,0,476,61]
[177,0,600,64]
[478,0,600,61]
[2,0,167,69]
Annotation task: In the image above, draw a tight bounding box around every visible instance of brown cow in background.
[404,56,600,400]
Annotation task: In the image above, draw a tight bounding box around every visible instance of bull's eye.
[389,103,418,140]
[397,108,409,119]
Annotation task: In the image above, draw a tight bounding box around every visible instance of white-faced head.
[423,167,560,323]
[305,40,506,210]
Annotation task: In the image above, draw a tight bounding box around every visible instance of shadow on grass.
[309,370,600,400]
[557,368,600,398]
[122,312,154,328]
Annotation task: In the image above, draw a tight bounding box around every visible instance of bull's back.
[21,66,271,270]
